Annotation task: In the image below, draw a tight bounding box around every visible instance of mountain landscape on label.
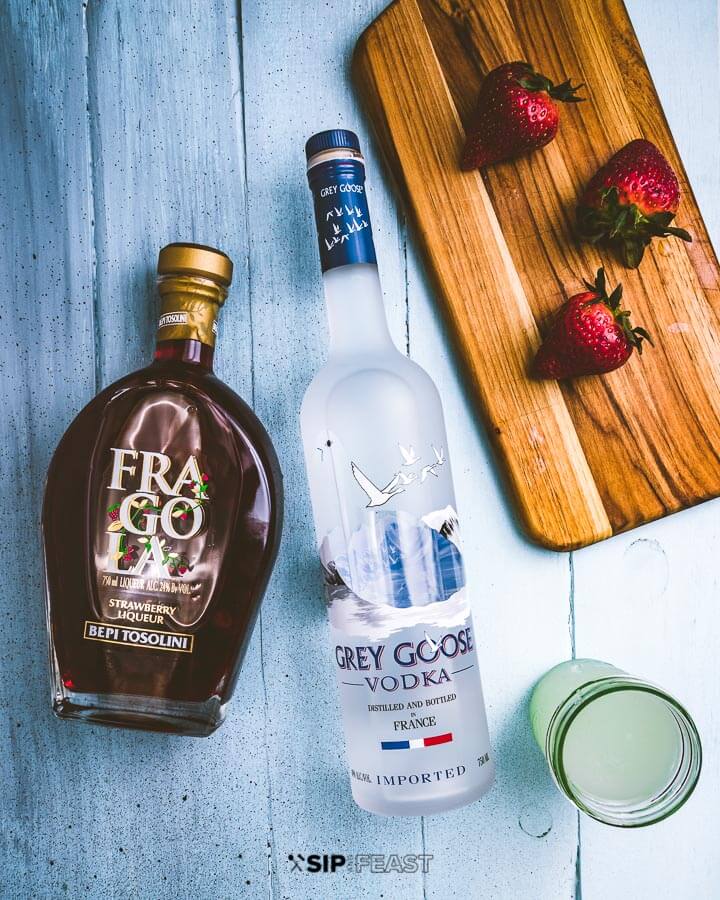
[320,508,466,633]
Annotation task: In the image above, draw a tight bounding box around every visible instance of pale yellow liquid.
[530,660,683,806]
[562,690,682,805]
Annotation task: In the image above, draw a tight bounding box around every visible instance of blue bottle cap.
[305,129,361,162]
[306,130,376,272]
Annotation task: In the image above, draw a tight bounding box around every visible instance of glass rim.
[546,676,702,828]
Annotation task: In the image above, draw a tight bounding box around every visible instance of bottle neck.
[308,152,392,356]
[322,263,393,356]
[154,274,225,371]
[154,339,214,369]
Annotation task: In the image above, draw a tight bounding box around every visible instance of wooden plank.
[405,230,577,896]
[239,2,429,897]
[0,4,96,896]
[354,0,720,549]
[85,2,273,897]
[0,2,270,897]
[573,507,720,897]
[574,0,720,895]
[240,2,577,897]
[235,0,578,895]
[86,0,255,391]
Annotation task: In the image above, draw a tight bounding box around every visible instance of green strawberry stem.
[622,238,646,270]
[578,186,692,268]
[516,64,585,103]
[582,267,653,352]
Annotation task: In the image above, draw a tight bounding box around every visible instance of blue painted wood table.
[1,1,718,897]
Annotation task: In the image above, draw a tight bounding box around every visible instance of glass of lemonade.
[530,660,702,827]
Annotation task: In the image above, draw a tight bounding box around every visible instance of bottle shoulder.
[302,351,441,418]
[61,362,259,432]
[48,362,282,487]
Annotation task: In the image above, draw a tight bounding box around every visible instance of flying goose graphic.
[398,443,420,466]
[351,463,405,508]
[396,471,418,486]
[420,464,439,483]
[432,445,445,465]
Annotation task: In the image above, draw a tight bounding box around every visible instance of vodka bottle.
[302,130,494,815]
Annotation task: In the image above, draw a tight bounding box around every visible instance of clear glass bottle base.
[351,764,495,816]
[52,689,225,737]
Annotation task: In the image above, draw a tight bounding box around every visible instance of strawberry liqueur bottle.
[301,130,494,814]
[43,243,283,735]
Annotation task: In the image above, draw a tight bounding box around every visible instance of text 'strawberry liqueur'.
[302,130,494,815]
[43,243,283,735]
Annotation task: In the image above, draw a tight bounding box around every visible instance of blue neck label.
[308,159,377,272]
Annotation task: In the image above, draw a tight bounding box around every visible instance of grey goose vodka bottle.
[301,130,494,815]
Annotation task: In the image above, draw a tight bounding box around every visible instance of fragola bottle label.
[90,446,214,647]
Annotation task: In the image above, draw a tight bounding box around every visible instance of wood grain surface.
[354,0,720,550]
[0,1,718,898]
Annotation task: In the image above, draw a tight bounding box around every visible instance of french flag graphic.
[381,732,453,751]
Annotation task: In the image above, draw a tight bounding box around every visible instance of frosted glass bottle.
[301,130,494,816]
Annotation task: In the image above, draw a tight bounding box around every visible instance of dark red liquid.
[43,340,283,734]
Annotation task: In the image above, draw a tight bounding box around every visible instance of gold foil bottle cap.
[157,243,233,287]
[156,243,233,348]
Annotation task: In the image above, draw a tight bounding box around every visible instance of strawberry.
[532,268,652,379]
[461,61,584,169]
[577,139,692,268]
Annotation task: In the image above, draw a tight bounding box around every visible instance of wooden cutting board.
[353,0,720,550]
